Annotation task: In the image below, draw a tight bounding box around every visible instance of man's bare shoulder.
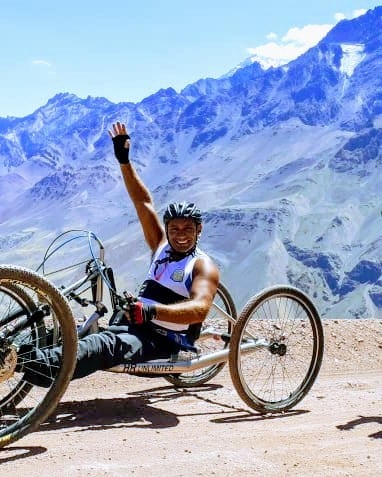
[194,253,220,279]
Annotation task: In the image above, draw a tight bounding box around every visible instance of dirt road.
[0,320,381,477]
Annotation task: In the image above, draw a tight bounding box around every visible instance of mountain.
[1,7,382,318]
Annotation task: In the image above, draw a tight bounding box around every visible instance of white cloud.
[30,59,56,78]
[334,12,346,22]
[335,9,367,22]
[266,32,278,41]
[352,9,367,18]
[247,42,306,69]
[247,23,332,68]
[281,24,333,46]
[246,10,368,69]
[32,59,52,67]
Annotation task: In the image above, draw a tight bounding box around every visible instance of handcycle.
[0,230,324,448]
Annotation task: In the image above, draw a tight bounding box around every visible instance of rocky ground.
[0,319,381,476]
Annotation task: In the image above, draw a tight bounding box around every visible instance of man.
[17,122,219,386]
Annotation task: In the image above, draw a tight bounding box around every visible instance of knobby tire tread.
[0,265,77,448]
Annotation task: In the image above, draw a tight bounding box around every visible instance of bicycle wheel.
[165,282,236,387]
[0,265,77,448]
[0,284,47,409]
[229,286,324,413]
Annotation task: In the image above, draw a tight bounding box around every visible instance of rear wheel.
[165,282,236,387]
[0,284,46,409]
[0,266,77,448]
[229,286,324,413]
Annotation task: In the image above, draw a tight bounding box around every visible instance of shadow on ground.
[0,446,47,463]
[337,415,382,439]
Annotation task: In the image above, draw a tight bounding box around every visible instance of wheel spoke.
[165,282,236,387]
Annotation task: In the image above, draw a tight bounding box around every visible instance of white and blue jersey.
[138,241,207,331]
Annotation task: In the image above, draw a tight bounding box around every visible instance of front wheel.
[0,266,77,448]
[229,286,324,413]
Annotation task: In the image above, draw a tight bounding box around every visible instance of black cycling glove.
[109,300,157,326]
[129,301,157,325]
[112,134,130,164]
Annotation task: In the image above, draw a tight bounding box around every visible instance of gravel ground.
[0,319,381,477]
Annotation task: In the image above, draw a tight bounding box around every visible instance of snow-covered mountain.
[1,7,382,318]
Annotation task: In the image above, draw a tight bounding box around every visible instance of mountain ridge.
[1,6,382,318]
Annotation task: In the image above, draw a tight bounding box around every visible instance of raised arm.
[109,122,165,253]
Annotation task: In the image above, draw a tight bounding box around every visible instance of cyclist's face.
[167,218,202,253]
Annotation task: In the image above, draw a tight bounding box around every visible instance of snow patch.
[340,44,365,77]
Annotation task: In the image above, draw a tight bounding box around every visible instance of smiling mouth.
[172,239,193,250]
[175,241,190,248]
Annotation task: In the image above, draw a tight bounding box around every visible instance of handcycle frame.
[0,229,324,448]
[45,231,265,378]
[42,230,240,379]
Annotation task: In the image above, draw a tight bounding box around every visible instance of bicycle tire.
[0,284,46,409]
[165,282,237,387]
[229,286,324,413]
[0,265,77,448]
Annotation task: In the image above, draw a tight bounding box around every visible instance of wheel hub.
[0,346,18,383]
[269,342,287,356]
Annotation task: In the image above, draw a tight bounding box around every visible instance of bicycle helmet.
[163,201,203,225]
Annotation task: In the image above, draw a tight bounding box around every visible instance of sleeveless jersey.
[138,242,208,331]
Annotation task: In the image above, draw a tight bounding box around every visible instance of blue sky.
[1,0,380,117]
